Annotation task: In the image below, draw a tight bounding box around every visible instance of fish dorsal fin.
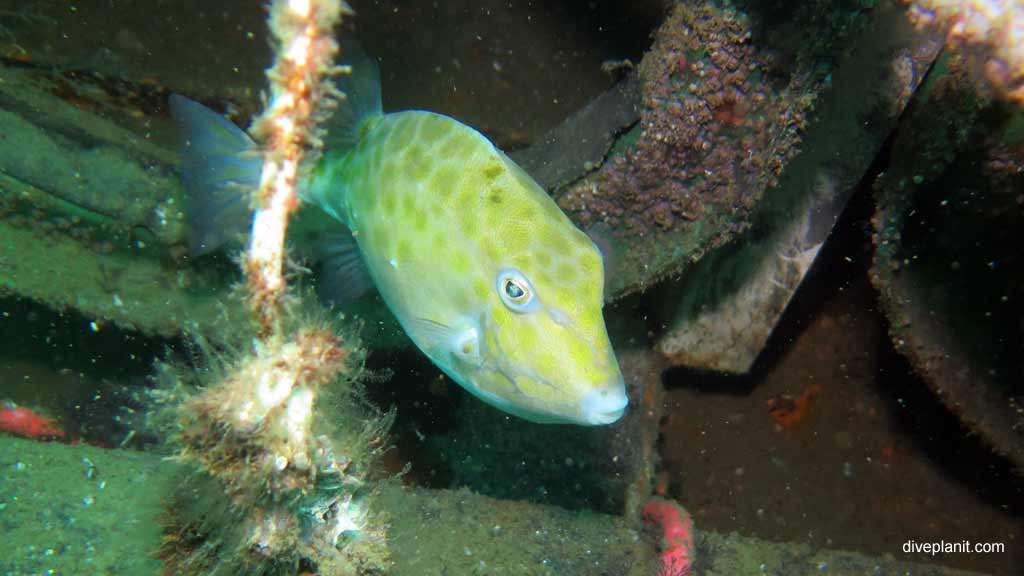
[318,232,375,304]
[324,39,383,150]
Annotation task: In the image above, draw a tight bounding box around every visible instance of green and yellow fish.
[170,49,627,425]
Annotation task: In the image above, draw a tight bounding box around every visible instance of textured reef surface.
[1,435,991,576]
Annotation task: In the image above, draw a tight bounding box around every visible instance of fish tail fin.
[324,39,383,150]
[168,94,262,255]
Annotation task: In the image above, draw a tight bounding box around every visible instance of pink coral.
[642,497,696,575]
[0,401,65,441]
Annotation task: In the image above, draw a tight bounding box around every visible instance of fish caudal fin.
[169,94,261,255]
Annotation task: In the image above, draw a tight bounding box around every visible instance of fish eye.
[496,269,535,312]
[505,281,525,299]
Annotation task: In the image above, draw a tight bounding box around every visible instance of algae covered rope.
[246,0,350,337]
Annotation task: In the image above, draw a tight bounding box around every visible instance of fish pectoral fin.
[407,317,481,363]
[406,317,457,348]
[318,232,375,304]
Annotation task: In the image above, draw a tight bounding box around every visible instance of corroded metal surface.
[0,64,232,337]
[0,204,227,337]
[657,2,942,373]
[558,1,813,298]
[0,65,186,249]
[871,55,1024,472]
[511,75,642,193]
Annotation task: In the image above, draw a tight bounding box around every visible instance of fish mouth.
[486,351,628,425]
[579,377,628,425]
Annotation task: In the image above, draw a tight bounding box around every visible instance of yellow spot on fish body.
[432,166,459,200]
[555,262,578,283]
[431,230,446,249]
[396,239,413,262]
[511,253,532,270]
[536,224,564,250]
[450,250,470,276]
[473,279,489,300]
[403,144,430,181]
[535,349,558,376]
[452,286,472,311]
[438,134,468,159]
[534,251,552,268]
[381,191,397,216]
[482,162,503,181]
[401,193,418,218]
[457,206,479,238]
[412,209,427,232]
[482,236,501,262]
[387,116,419,150]
[418,115,449,144]
[578,250,600,274]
